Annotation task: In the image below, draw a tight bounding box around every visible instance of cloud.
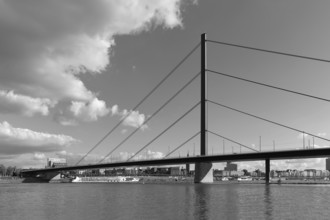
[0,90,55,116]
[53,114,78,126]
[122,110,148,130]
[313,144,330,149]
[70,97,110,122]
[54,151,107,165]
[271,158,326,171]
[0,121,79,155]
[119,150,164,161]
[110,105,148,130]
[0,0,188,122]
[236,158,327,171]
[33,153,46,161]
[145,150,165,159]
[7,148,164,168]
[54,101,147,128]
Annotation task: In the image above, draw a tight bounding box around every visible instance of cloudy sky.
[1,0,330,170]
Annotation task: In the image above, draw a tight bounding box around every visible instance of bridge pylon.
[194,33,214,183]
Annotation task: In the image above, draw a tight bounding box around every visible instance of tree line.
[0,164,22,177]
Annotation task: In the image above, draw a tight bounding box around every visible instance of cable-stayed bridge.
[22,34,330,183]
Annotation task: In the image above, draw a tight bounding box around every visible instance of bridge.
[22,34,330,183]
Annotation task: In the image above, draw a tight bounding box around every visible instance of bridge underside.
[21,171,60,183]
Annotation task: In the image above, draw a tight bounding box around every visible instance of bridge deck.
[22,148,330,174]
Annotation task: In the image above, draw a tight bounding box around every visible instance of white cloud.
[120,150,164,161]
[70,97,110,122]
[145,150,165,159]
[313,144,330,149]
[0,90,55,116]
[33,153,46,161]
[0,121,79,155]
[54,115,78,126]
[236,158,327,171]
[0,0,188,122]
[122,110,148,130]
[111,105,120,116]
[54,97,111,125]
[271,158,326,171]
[110,105,148,130]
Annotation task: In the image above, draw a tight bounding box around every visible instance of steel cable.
[98,73,201,163]
[207,39,330,63]
[76,43,200,165]
[207,69,330,103]
[127,102,201,161]
[208,99,330,142]
[164,131,201,158]
[207,130,259,152]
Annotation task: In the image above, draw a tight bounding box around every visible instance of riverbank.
[0,177,24,184]
[71,176,194,184]
[2,176,330,184]
[139,176,194,184]
[215,179,330,185]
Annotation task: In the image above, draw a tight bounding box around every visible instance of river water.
[0,183,329,220]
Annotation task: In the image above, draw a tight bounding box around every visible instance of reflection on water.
[193,184,210,220]
[264,185,273,219]
[1,183,330,220]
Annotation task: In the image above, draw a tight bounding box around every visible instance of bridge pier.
[265,158,270,184]
[194,162,213,183]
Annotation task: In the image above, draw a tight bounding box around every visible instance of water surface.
[1,183,329,220]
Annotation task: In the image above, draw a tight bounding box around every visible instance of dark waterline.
[1,183,330,220]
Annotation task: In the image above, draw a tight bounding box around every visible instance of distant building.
[46,158,67,168]
[213,169,243,177]
[224,162,237,171]
[186,153,190,174]
[326,158,330,171]
[170,167,180,176]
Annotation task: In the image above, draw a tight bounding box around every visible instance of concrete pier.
[194,162,213,183]
[265,158,270,184]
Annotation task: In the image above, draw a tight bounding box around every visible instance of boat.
[72,176,140,183]
[220,177,229,181]
[237,176,253,182]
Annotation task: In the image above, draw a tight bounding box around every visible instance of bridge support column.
[194,162,213,183]
[265,158,270,184]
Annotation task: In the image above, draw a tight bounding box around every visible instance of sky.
[1,0,330,171]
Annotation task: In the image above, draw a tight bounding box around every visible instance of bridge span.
[21,34,330,184]
[22,148,330,183]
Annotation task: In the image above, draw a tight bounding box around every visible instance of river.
[0,183,329,220]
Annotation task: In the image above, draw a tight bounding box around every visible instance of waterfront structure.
[224,162,237,171]
[326,158,330,171]
[46,158,67,168]
[214,169,244,177]
[186,153,190,175]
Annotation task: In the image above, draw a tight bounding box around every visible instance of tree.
[255,169,261,177]
[6,166,15,176]
[242,169,250,176]
[0,164,6,176]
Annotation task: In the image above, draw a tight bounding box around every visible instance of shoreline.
[2,176,330,185]
[0,177,24,184]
